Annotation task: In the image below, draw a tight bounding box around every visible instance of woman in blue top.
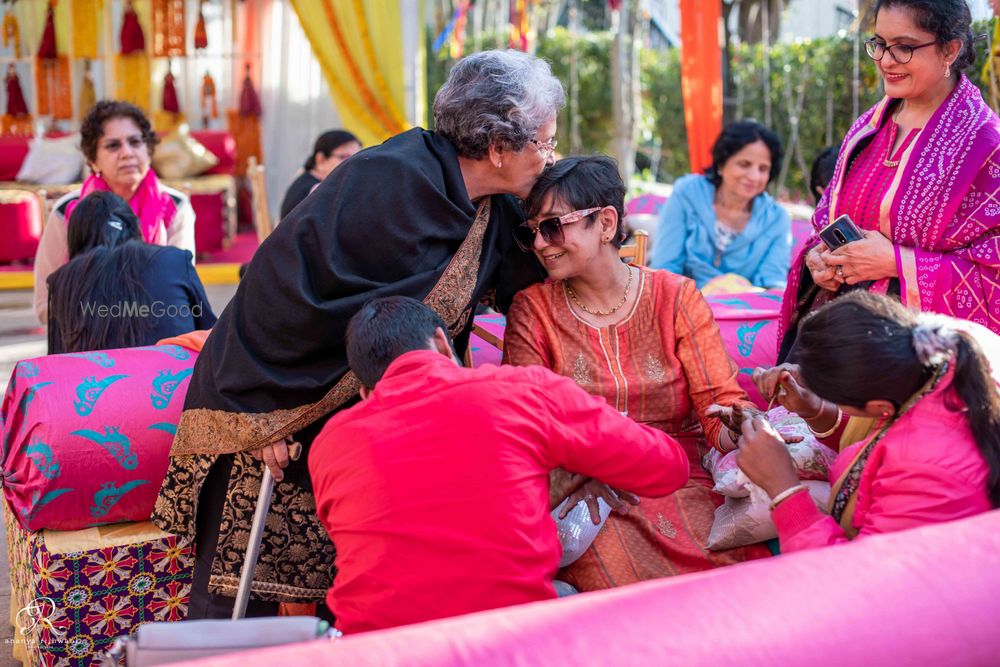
[651,121,791,289]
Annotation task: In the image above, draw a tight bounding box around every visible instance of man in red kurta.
[309,296,689,634]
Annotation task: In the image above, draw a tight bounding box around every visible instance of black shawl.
[172,128,543,455]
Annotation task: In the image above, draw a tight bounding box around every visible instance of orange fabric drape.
[36,57,72,119]
[678,0,723,173]
[151,0,186,56]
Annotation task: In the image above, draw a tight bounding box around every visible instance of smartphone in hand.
[818,214,864,250]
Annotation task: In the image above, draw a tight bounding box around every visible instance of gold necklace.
[565,266,633,316]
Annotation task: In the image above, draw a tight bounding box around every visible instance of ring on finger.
[835,265,844,277]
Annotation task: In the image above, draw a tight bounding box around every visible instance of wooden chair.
[619,229,649,267]
[247,156,273,243]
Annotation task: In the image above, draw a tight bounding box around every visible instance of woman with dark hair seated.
[279,129,361,219]
[739,291,999,551]
[47,191,216,354]
[504,156,770,592]
[651,120,791,290]
[34,99,196,324]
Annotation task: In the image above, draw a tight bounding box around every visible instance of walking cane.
[232,441,301,620]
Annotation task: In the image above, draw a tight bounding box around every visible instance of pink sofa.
[179,509,1000,666]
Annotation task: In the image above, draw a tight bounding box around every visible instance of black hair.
[705,120,783,188]
[346,296,451,388]
[809,146,838,205]
[49,191,157,352]
[66,190,143,258]
[80,100,158,163]
[304,130,360,170]
[523,155,627,248]
[796,292,1000,507]
[874,0,977,71]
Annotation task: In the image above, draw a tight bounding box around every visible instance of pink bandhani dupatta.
[779,75,1000,352]
[64,169,177,245]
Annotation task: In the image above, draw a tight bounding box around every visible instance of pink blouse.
[772,369,991,552]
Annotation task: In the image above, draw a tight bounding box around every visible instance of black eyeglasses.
[864,38,938,64]
[513,207,602,252]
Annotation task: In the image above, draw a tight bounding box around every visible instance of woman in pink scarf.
[741,292,1000,552]
[778,0,1000,363]
[33,100,195,323]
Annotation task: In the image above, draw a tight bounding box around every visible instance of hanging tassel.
[194,0,208,50]
[6,64,28,116]
[226,110,260,178]
[78,60,97,118]
[2,63,32,135]
[71,0,102,59]
[121,0,146,54]
[37,2,57,60]
[201,71,217,126]
[2,10,20,58]
[238,63,261,116]
[152,0,186,57]
[162,64,180,113]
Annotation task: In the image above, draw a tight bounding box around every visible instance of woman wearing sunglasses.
[779,0,1000,372]
[503,156,770,592]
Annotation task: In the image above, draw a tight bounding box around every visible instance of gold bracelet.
[798,399,826,421]
[768,483,809,511]
[809,405,843,439]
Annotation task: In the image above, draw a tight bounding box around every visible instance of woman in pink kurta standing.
[778,0,1000,366]
[740,292,1000,552]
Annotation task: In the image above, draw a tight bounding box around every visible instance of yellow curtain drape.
[71,0,102,58]
[290,0,410,146]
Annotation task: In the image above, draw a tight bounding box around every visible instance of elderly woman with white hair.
[151,50,564,619]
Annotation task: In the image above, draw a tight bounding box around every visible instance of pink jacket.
[773,369,991,552]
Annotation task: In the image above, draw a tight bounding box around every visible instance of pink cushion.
[705,289,783,408]
[192,191,226,254]
[0,193,42,262]
[180,509,1000,666]
[1,345,197,531]
[191,130,237,176]
[0,135,32,181]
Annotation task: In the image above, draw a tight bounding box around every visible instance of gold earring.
[497,160,503,168]
[945,63,952,78]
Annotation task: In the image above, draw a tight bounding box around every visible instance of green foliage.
[424,18,998,199]
[535,28,615,154]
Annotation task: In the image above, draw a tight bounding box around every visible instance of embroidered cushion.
[1,345,196,531]
[152,124,219,179]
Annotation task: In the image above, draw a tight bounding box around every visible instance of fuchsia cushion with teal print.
[1,345,196,532]
[705,290,783,408]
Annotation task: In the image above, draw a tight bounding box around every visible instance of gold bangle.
[768,483,809,511]
[799,399,826,421]
[809,405,843,439]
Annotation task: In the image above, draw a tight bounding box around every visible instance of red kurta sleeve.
[535,368,689,498]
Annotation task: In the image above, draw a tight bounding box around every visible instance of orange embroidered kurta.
[504,267,770,590]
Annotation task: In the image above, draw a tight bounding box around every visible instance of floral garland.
[293,1,388,141]
[350,0,408,131]
[321,0,401,136]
